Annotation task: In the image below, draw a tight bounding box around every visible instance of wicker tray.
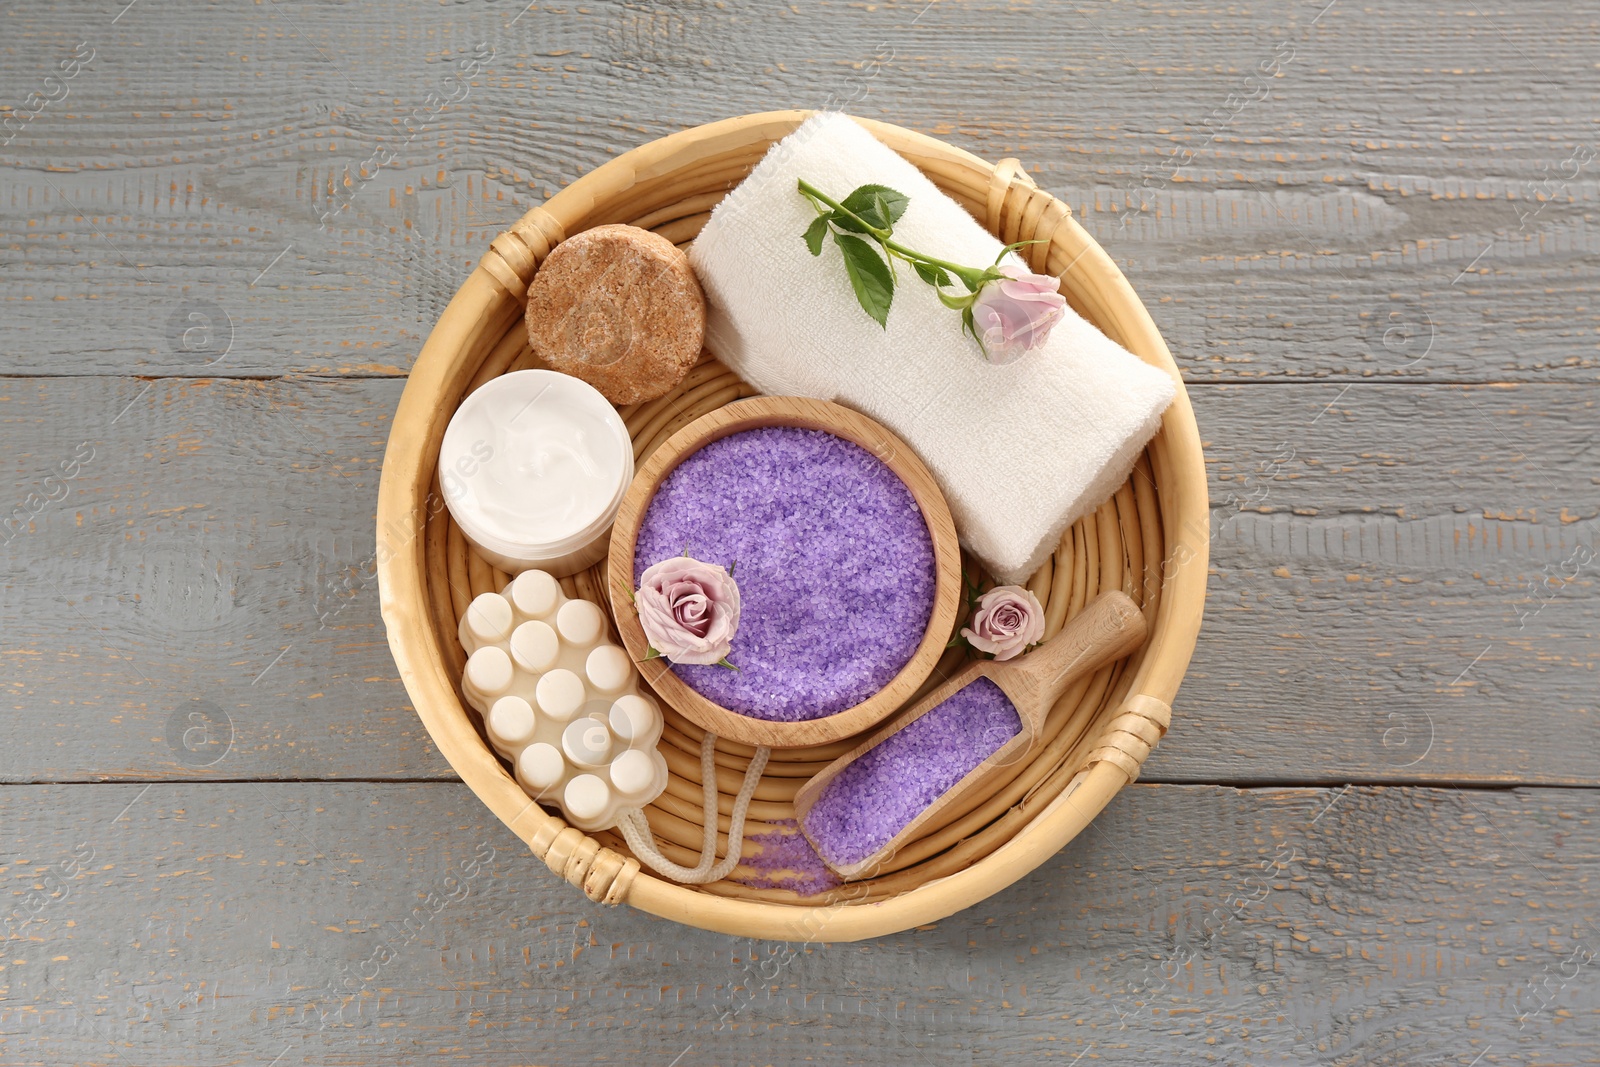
[376,110,1208,941]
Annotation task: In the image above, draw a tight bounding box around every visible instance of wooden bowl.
[606,395,962,750]
[376,111,1209,941]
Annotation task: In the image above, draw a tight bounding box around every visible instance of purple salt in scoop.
[633,425,936,722]
[802,678,1020,868]
[796,592,1149,879]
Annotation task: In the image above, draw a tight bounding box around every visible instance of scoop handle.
[996,591,1148,723]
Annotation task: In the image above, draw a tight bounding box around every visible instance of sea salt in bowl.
[608,395,962,748]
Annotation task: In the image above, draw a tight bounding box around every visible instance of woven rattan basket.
[376,110,1208,941]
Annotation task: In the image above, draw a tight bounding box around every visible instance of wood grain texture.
[3,0,1598,1055]
[5,378,1591,785]
[0,375,448,782]
[3,1,1595,381]
[1156,380,1600,786]
[0,781,1595,1065]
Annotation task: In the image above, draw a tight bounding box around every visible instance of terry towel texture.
[688,114,1176,583]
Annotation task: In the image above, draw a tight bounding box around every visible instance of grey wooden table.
[3,0,1596,1063]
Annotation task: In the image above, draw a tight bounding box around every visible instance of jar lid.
[440,370,633,559]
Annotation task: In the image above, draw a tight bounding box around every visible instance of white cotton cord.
[616,732,770,885]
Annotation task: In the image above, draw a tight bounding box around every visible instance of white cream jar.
[439,369,633,576]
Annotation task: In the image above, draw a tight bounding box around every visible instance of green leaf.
[802,215,829,256]
[644,646,663,660]
[827,209,871,235]
[715,656,740,671]
[840,183,909,230]
[912,260,953,289]
[961,306,979,345]
[963,306,995,361]
[833,232,895,327]
[936,286,979,311]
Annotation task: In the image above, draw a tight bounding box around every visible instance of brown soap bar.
[525,224,706,406]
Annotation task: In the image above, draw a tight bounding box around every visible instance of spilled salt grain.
[735,819,843,897]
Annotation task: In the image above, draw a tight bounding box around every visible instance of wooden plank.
[1150,379,1600,785]
[2,1,1594,380]
[2,376,1594,785]
[0,374,450,781]
[1,0,1595,1060]
[0,781,1592,1063]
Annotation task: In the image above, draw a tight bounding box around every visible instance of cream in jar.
[439,369,633,576]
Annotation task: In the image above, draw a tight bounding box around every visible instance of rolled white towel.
[688,113,1175,583]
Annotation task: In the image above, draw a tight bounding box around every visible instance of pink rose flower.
[961,585,1045,661]
[970,266,1067,365]
[636,556,741,665]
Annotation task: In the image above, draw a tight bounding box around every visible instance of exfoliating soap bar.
[459,569,668,831]
[525,224,706,405]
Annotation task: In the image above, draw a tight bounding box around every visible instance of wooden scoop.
[794,591,1149,879]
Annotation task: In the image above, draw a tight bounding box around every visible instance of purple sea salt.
[802,677,1021,869]
[735,819,843,897]
[632,426,936,721]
